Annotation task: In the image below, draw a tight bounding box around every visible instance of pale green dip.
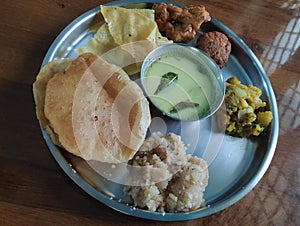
[143,55,215,120]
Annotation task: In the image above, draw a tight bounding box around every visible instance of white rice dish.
[124,132,209,212]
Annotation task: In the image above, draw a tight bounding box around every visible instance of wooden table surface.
[1,0,299,225]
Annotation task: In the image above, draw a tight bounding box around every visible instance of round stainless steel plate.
[40,0,279,221]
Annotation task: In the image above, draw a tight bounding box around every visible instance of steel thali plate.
[40,0,279,221]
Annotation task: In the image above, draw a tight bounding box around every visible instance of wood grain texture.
[0,0,299,225]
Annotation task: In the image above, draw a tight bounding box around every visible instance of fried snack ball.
[197,31,231,68]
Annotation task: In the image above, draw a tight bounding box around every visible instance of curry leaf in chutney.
[154,72,178,95]
[170,101,199,113]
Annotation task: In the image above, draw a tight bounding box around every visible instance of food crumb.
[56,2,65,8]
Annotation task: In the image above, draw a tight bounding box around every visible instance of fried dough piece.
[33,58,72,145]
[38,53,150,163]
[153,3,210,42]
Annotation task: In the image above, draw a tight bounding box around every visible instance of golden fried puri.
[33,53,151,163]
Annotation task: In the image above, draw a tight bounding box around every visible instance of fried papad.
[43,53,151,163]
[33,58,72,145]
[75,5,171,76]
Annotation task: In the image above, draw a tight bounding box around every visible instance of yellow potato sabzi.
[225,76,273,137]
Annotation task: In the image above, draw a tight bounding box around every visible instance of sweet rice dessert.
[124,132,209,212]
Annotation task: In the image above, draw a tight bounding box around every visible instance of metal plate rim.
[40,0,279,221]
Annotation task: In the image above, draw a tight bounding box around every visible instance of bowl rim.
[140,43,225,121]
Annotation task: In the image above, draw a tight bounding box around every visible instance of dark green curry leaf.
[154,72,178,95]
[170,101,199,113]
